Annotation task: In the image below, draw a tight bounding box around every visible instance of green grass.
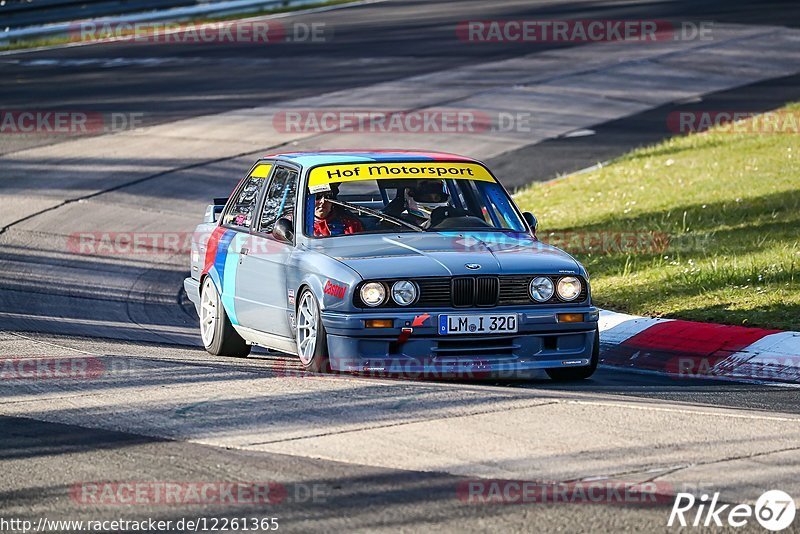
[515,103,800,330]
[0,0,356,52]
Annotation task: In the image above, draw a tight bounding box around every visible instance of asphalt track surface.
[2,0,800,531]
[2,0,800,155]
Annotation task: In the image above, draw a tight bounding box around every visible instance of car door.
[233,163,300,339]
[214,161,273,326]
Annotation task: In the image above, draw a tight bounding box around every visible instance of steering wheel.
[428,206,492,229]
[429,206,469,227]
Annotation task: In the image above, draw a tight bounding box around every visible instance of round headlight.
[557,276,582,301]
[529,276,554,302]
[360,282,386,307]
[391,280,417,306]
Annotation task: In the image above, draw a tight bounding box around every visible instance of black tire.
[296,289,330,373]
[546,327,599,381]
[201,277,251,358]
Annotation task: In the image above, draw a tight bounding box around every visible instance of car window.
[222,163,272,230]
[259,166,299,233]
[304,176,525,237]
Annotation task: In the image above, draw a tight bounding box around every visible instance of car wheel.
[546,327,599,381]
[295,289,330,372]
[199,277,251,358]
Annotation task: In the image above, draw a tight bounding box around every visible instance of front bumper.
[322,306,599,379]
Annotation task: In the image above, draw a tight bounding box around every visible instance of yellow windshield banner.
[250,163,273,178]
[308,162,495,188]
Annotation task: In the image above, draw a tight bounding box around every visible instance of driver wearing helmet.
[313,184,364,237]
[383,179,449,226]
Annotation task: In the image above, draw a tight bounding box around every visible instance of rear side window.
[223,163,272,230]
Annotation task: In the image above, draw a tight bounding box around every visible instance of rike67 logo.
[668,490,796,531]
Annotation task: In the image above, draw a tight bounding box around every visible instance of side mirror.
[522,212,538,235]
[273,217,294,244]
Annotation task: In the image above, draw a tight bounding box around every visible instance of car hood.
[305,231,582,279]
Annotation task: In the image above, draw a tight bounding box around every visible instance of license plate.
[438,314,518,335]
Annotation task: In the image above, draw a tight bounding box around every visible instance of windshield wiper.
[327,199,424,232]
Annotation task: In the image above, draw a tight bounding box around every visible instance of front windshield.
[304,161,526,237]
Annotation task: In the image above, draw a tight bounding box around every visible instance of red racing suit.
[314,212,364,237]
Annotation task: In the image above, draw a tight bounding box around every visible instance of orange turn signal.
[365,319,393,328]
[557,313,584,323]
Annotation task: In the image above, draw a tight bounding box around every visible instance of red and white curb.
[598,310,800,385]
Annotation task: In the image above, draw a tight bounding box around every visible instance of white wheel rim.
[200,278,218,347]
[296,292,318,365]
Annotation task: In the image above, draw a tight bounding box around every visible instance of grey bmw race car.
[184,150,599,380]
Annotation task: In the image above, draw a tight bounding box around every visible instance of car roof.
[262,149,479,167]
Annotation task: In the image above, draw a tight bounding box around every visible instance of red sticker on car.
[324,280,347,299]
